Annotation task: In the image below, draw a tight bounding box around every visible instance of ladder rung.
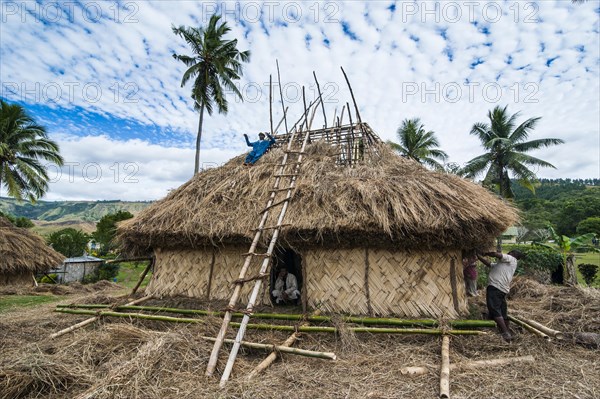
[274,174,299,178]
[232,273,269,285]
[284,150,307,154]
[241,252,272,257]
[253,224,291,231]
[261,198,290,213]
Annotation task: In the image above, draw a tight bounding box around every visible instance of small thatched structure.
[119,127,518,318]
[0,217,65,285]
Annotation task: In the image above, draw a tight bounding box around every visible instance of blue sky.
[1,0,599,200]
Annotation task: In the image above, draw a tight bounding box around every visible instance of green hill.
[0,197,152,235]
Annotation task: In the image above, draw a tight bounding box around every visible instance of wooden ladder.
[206,105,318,384]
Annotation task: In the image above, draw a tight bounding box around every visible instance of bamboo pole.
[200,336,336,360]
[105,257,153,264]
[513,316,563,339]
[313,71,328,129]
[130,257,154,296]
[55,304,495,328]
[248,310,322,380]
[273,107,288,134]
[340,66,363,124]
[54,309,483,335]
[508,315,550,340]
[401,355,535,376]
[269,74,274,136]
[32,273,38,287]
[276,59,288,134]
[50,295,153,339]
[440,335,450,399]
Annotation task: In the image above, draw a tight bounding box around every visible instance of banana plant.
[534,226,598,285]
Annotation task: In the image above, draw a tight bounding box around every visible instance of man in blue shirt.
[243,132,276,166]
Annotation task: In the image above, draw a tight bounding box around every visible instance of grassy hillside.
[0,197,152,234]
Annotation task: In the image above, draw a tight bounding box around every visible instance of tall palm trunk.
[194,104,205,174]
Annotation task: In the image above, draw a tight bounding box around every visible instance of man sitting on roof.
[272,268,300,304]
[243,132,276,166]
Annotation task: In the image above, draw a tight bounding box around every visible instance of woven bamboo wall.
[305,248,467,318]
[146,247,268,304]
[148,246,467,317]
[0,272,32,286]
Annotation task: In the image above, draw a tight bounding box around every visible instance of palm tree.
[172,14,251,174]
[388,118,448,170]
[0,100,64,202]
[462,105,564,199]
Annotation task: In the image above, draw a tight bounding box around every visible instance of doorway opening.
[270,248,303,306]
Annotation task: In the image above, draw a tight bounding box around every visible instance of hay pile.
[1,281,598,399]
[118,142,518,254]
[0,217,65,276]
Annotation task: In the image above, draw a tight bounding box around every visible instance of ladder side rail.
[219,123,314,386]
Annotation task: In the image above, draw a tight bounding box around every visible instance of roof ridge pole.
[312,71,328,130]
[269,74,274,136]
[276,59,289,135]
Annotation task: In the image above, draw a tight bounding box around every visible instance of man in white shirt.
[477,250,524,342]
[272,268,300,304]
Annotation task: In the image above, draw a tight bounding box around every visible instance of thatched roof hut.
[0,217,65,285]
[119,131,518,318]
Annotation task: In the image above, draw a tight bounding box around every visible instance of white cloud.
[1,0,598,201]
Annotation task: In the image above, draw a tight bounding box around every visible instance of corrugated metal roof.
[64,255,103,263]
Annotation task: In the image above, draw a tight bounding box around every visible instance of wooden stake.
[50,295,153,339]
[206,249,216,300]
[440,335,450,399]
[130,257,154,296]
[276,59,288,134]
[302,86,309,131]
[340,66,362,124]
[32,273,38,287]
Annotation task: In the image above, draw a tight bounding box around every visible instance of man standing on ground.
[477,249,524,342]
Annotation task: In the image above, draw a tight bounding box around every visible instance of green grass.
[574,252,600,287]
[115,261,153,290]
[0,295,61,313]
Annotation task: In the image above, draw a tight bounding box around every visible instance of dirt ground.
[0,277,598,399]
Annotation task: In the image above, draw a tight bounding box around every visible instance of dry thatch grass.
[0,217,65,275]
[1,281,598,399]
[118,142,518,255]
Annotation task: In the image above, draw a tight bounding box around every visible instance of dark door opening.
[270,248,303,305]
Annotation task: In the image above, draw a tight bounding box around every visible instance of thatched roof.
[118,142,518,254]
[0,217,65,274]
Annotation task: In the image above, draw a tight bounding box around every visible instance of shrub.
[40,274,58,284]
[81,262,120,284]
[578,263,598,286]
[509,245,563,275]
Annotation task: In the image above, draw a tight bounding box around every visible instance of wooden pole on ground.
[32,273,38,287]
[508,315,550,340]
[440,335,450,399]
[105,257,153,264]
[401,355,535,376]
[130,257,154,296]
[201,336,336,361]
[50,295,153,339]
[247,310,322,380]
[513,316,563,339]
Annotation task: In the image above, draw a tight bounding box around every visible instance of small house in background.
[501,226,519,244]
[0,217,65,286]
[52,253,104,283]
